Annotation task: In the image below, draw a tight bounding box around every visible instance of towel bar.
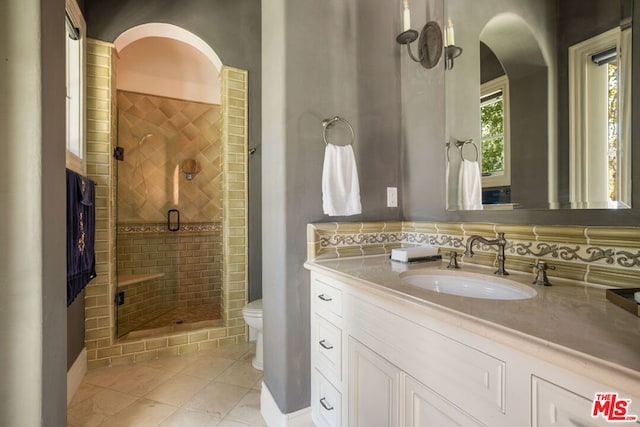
[446,139,478,162]
[322,116,355,146]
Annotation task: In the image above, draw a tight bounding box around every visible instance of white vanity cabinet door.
[348,337,401,427]
[404,375,486,427]
[531,376,631,427]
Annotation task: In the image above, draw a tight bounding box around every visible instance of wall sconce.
[444,19,462,70]
[396,0,442,68]
[181,159,200,181]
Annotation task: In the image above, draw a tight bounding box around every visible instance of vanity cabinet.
[348,337,400,426]
[311,276,344,427]
[309,270,640,427]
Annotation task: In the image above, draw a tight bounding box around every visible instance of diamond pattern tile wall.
[116,91,222,224]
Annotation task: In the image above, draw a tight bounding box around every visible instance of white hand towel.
[322,144,362,216]
[458,159,483,210]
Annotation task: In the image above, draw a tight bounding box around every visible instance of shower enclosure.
[115,90,224,337]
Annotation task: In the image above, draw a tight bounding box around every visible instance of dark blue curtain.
[66,169,96,307]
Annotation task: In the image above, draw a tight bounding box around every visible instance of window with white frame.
[65,0,86,173]
[480,75,510,188]
[569,26,631,209]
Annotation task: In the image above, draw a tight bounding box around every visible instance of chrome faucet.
[464,232,509,276]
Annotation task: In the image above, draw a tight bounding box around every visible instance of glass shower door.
[115,91,224,337]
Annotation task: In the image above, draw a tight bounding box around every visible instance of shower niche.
[115,91,224,337]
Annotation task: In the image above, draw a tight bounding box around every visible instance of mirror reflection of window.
[480,76,510,188]
[569,26,632,209]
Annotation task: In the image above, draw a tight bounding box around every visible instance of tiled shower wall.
[84,39,248,369]
[116,91,222,223]
[117,275,171,336]
[116,230,222,308]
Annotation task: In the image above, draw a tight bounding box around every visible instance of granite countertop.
[305,255,640,386]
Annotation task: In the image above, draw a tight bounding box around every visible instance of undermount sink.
[400,270,537,300]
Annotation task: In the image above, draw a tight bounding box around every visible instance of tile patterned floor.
[67,342,266,427]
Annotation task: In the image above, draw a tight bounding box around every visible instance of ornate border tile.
[308,221,640,289]
[117,222,222,234]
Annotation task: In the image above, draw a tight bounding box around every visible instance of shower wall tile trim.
[84,40,249,369]
[308,222,640,289]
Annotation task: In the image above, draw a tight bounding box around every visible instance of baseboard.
[67,348,87,406]
[260,381,314,427]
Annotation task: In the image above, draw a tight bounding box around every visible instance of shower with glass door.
[114,90,224,338]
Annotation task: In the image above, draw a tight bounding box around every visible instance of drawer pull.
[320,397,334,411]
[318,294,333,302]
[319,339,334,350]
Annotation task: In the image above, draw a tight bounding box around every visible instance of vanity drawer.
[312,369,343,427]
[312,314,343,382]
[531,376,612,427]
[312,275,343,319]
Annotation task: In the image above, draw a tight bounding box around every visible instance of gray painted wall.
[262,0,402,413]
[84,0,263,301]
[0,0,67,424]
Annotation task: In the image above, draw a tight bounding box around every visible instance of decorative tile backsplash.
[116,90,222,224]
[308,221,640,289]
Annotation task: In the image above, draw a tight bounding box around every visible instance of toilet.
[242,299,263,370]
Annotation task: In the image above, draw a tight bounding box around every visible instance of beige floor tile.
[69,343,264,426]
[99,398,177,427]
[216,361,263,388]
[145,373,210,407]
[217,420,257,427]
[181,356,236,380]
[223,390,266,426]
[183,382,250,418]
[68,383,104,408]
[202,342,253,360]
[143,352,203,373]
[67,388,138,427]
[157,408,221,427]
[100,365,177,397]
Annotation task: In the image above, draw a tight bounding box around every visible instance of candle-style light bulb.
[403,0,411,32]
[446,18,455,46]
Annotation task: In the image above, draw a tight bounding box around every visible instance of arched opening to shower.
[113,24,227,337]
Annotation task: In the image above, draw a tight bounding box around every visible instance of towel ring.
[446,139,478,162]
[322,116,355,146]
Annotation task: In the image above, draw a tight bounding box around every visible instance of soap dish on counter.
[606,288,640,317]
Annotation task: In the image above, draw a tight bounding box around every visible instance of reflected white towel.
[322,144,362,216]
[458,160,483,210]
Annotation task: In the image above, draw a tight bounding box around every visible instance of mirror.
[445,0,633,210]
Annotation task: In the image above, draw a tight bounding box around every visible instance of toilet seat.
[243,299,263,316]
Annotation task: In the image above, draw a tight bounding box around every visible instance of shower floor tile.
[123,304,223,340]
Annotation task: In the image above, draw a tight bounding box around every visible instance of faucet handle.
[446,251,460,269]
[530,261,555,286]
[530,260,555,271]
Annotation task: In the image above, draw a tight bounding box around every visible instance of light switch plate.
[387,187,398,207]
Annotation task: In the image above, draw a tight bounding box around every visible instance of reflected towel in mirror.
[458,160,483,210]
[322,144,362,216]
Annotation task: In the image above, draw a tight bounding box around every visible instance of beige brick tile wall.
[83,41,249,369]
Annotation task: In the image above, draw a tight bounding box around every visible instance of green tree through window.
[481,95,505,175]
